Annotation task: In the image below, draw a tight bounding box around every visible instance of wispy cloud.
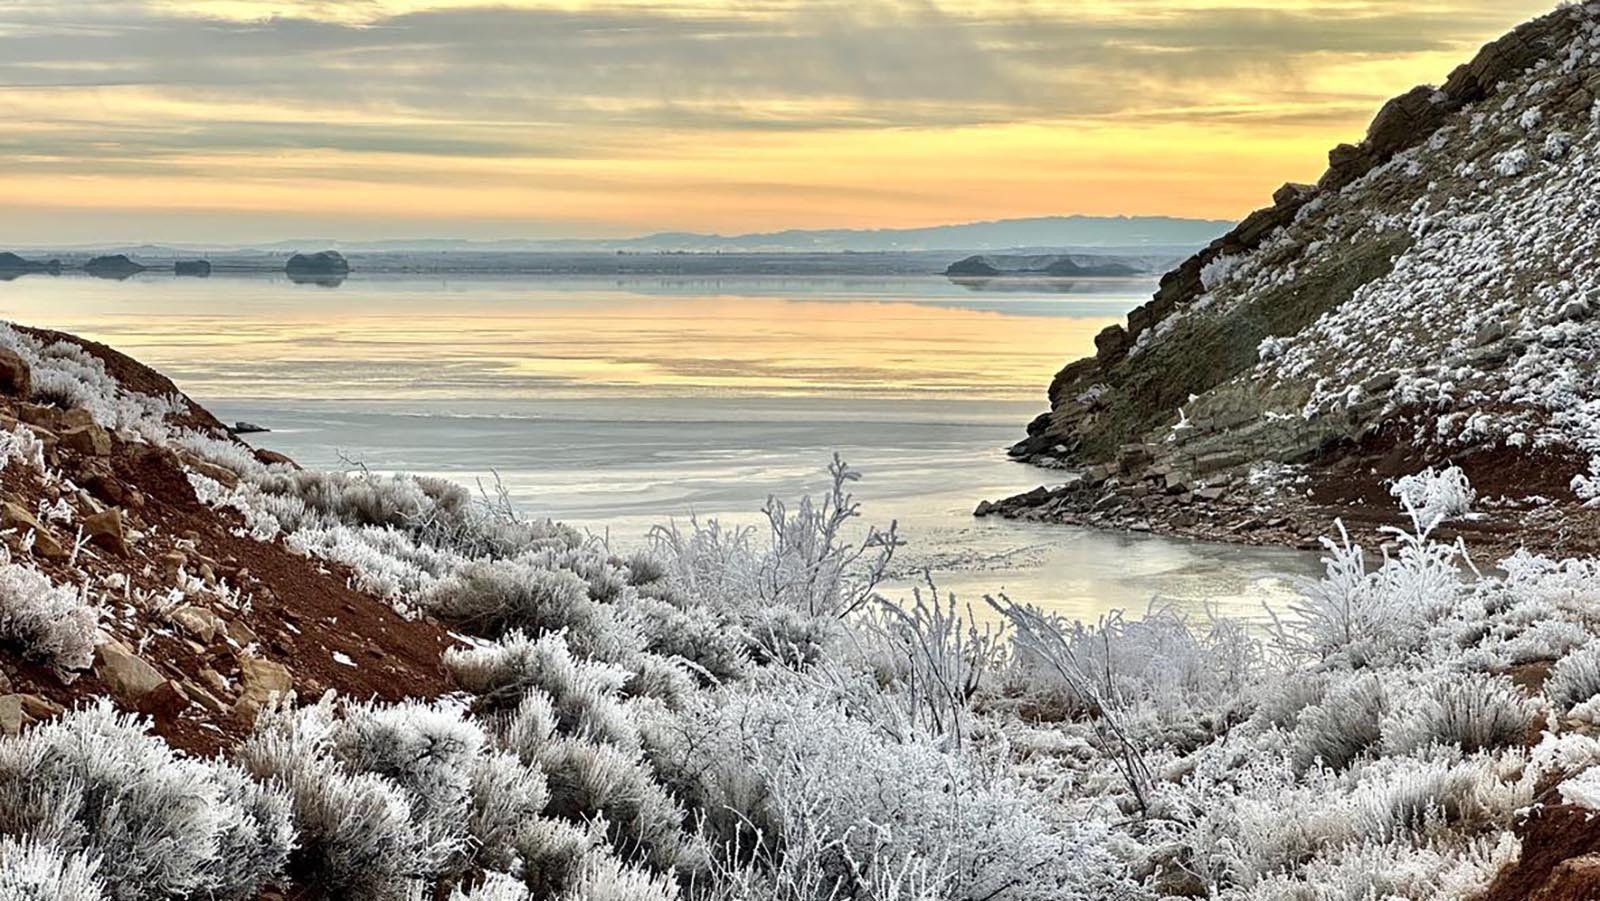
[0,0,1558,240]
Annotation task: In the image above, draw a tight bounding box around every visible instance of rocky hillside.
[0,326,457,758]
[994,3,1600,554]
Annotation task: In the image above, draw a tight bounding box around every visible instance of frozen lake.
[0,271,1321,621]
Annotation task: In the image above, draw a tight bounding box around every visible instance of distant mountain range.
[13,216,1231,257]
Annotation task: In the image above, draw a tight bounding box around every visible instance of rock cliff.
[995,3,1600,556]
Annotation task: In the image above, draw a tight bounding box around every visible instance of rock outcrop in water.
[0,253,61,278]
[994,4,1600,558]
[945,254,1144,278]
[173,259,211,277]
[284,250,349,277]
[82,254,147,279]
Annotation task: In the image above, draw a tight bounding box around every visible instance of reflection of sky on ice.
[0,272,1320,623]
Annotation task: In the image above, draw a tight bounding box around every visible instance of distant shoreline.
[0,248,1188,279]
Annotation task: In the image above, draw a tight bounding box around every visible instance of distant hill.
[10,216,1230,258]
[279,216,1231,254]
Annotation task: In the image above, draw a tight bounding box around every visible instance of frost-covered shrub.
[0,702,290,901]
[447,631,639,748]
[468,752,549,873]
[450,871,533,901]
[427,559,640,661]
[516,818,599,897]
[332,699,487,875]
[1289,675,1387,772]
[649,457,896,622]
[1548,640,1600,716]
[1382,674,1537,755]
[855,587,1000,747]
[743,605,841,667]
[0,835,105,900]
[535,737,686,874]
[1270,520,1464,666]
[0,560,97,679]
[657,682,1128,901]
[627,596,751,682]
[560,854,678,901]
[0,424,46,475]
[210,763,298,900]
[239,695,432,899]
[1390,466,1475,531]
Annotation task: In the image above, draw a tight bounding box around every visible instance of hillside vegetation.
[1001,2,1600,557]
[1,320,1600,898]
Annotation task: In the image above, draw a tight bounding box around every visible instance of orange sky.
[0,0,1558,243]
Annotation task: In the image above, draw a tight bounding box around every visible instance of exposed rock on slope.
[996,4,1600,554]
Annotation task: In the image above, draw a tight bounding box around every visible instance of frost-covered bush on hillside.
[0,835,105,900]
[0,701,291,901]
[0,558,97,678]
[1390,465,1476,532]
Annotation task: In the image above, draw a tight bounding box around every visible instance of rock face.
[82,254,147,279]
[1003,5,1600,546]
[284,250,350,277]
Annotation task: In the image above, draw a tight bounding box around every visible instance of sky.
[0,0,1558,244]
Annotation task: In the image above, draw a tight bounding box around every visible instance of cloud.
[0,0,1558,237]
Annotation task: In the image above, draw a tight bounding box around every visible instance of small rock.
[1473,320,1507,347]
[82,508,130,556]
[159,550,187,579]
[96,641,165,703]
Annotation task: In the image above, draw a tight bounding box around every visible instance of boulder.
[96,641,165,703]
[136,680,189,719]
[234,656,293,720]
[18,694,61,719]
[182,453,239,489]
[82,507,130,556]
[1365,85,1450,158]
[1,501,64,559]
[0,695,22,735]
[0,348,30,398]
[170,605,225,643]
[58,423,111,457]
[1094,324,1131,364]
[253,448,298,468]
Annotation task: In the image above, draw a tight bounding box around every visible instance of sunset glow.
[0,0,1557,242]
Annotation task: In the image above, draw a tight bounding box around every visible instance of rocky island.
[946,253,1145,278]
[0,253,61,277]
[284,250,350,277]
[82,254,147,279]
